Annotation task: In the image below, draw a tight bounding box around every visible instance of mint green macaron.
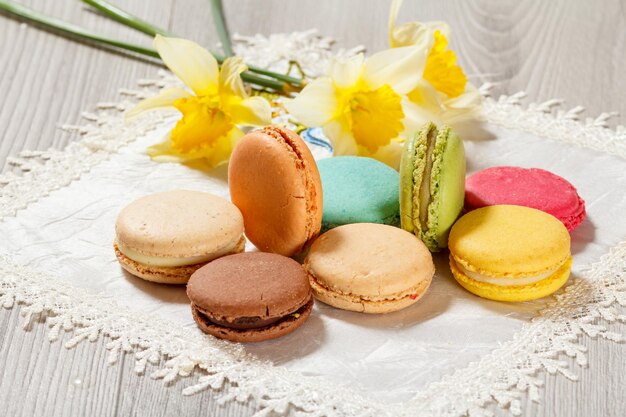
[400,122,466,252]
[318,156,399,230]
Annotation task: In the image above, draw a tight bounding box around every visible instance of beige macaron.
[114,190,244,284]
[304,223,434,313]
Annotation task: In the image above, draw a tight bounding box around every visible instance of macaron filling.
[417,127,436,232]
[115,236,244,267]
[401,122,464,252]
[192,297,313,331]
[307,269,430,303]
[453,259,566,286]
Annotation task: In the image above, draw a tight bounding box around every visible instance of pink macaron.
[465,166,586,232]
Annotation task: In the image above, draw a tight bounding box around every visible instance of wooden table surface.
[1,1,625,416]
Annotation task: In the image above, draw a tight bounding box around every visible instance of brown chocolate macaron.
[228,126,323,257]
[187,252,313,342]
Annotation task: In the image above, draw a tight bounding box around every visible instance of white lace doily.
[0,31,625,417]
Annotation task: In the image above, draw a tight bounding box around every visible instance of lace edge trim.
[0,71,174,219]
[0,70,624,416]
[411,241,626,416]
[1,242,624,417]
[479,84,626,159]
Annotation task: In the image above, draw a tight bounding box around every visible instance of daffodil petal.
[285,78,338,126]
[391,21,450,48]
[363,46,428,94]
[154,35,219,96]
[427,21,451,39]
[228,96,272,126]
[206,127,244,167]
[323,117,357,156]
[440,83,483,124]
[407,80,441,109]
[125,87,191,120]
[445,82,483,109]
[401,97,441,132]
[388,0,449,48]
[219,56,248,98]
[360,140,404,170]
[327,54,364,89]
[388,0,403,47]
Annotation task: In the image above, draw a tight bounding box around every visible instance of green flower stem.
[81,0,175,37]
[79,0,303,87]
[0,1,289,92]
[209,0,233,57]
[0,1,159,57]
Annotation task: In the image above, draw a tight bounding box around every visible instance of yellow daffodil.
[126,35,271,166]
[285,47,429,167]
[389,0,482,126]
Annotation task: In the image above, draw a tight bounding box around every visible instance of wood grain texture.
[1,0,625,416]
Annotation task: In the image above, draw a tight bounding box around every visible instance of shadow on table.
[181,160,229,181]
[121,268,190,305]
[473,216,597,317]
[456,120,497,143]
[314,253,453,330]
[245,311,327,364]
[571,217,595,255]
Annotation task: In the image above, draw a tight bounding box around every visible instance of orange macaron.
[228,126,323,256]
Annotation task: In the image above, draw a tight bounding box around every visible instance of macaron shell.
[305,223,434,298]
[318,156,399,229]
[228,127,322,256]
[309,271,431,314]
[450,256,572,302]
[424,126,466,250]
[187,252,311,319]
[465,166,586,231]
[191,297,313,342]
[115,190,243,258]
[399,128,420,234]
[561,203,587,232]
[281,127,323,241]
[114,238,245,284]
[449,205,571,277]
[400,123,466,252]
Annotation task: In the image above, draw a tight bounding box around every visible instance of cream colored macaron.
[114,190,244,284]
[304,223,434,313]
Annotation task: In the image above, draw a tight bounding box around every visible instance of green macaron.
[318,156,399,230]
[400,122,466,252]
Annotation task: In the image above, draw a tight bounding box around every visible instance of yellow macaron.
[448,205,571,302]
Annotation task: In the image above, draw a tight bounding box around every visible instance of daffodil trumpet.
[126,35,272,167]
[388,0,482,126]
[286,46,431,168]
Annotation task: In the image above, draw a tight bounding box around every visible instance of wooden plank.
[0,0,625,416]
[1,305,624,416]
[0,0,174,172]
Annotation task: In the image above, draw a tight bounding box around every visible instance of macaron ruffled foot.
[114,190,244,284]
[187,252,313,342]
[304,223,434,314]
